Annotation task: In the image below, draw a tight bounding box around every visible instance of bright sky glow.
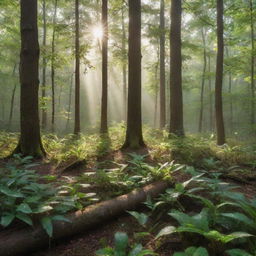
[92,25,104,40]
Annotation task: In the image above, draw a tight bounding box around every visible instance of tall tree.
[74,0,81,135]
[100,0,108,134]
[14,0,45,157]
[41,0,47,130]
[215,0,225,145]
[169,0,184,136]
[198,29,207,133]
[123,0,145,148]
[159,0,166,129]
[8,63,17,129]
[249,0,255,127]
[51,0,58,132]
[121,0,127,121]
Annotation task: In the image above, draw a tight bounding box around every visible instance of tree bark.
[198,29,207,133]
[159,0,166,129]
[0,181,168,256]
[41,0,47,130]
[123,0,145,149]
[13,0,45,158]
[215,0,226,145]
[169,0,184,136]
[208,55,214,132]
[249,0,255,128]
[74,0,81,135]
[100,0,108,134]
[66,73,74,131]
[51,0,58,133]
[121,1,127,122]
[8,63,18,130]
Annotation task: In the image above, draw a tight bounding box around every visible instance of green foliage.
[0,155,94,236]
[173,247,209,256]
[96,232,156,256]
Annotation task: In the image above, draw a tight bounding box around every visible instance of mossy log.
[0,181,169,256]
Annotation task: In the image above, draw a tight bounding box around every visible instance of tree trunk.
[169,0,184,136]
[121,1,127,121]
[51,0,58,133]
[123,0,145,149]
[215,0,226,145]
[198,29,207,133]
[74,0,81,135]
[66,73,74,131]
[100,0,108,134]
[154,63,159,129]
[0,181,168,256]
[8,63,18,130]
[41,0,47,130]
[208,55,214,132]
[249,0,255,128]
[159,0,166,129]
[13,0,45,158]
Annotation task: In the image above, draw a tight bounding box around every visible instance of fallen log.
[0,181,169,256]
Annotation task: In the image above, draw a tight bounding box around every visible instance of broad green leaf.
[0,186,24,197]
[221,212,255,228]
[41,216,53,237]
[52,215,71,223]
[1,213,15,227]
[127,211,148,226]
[114,232,128,256]
[226,249,252,256]
[16,213,33,226]
[155,226,176,239]
[16,203,32,214]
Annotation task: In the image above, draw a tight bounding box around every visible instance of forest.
[0,0,256,255]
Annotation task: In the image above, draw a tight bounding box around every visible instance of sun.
[92,25,104,40]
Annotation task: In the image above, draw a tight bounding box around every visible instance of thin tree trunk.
[121,1,127,121]
[226,47,233,134]
[198,29,207,133]
[159,0,166,129]
[74,0,81,135]
[66,73,74,131]
[208,55,213,132]
[169,0,184,136]
[100,0,108,134]
[215,0,226,145]
[14,0,45,157]
[249,0,255,127]
[51,0,58,133]
[8,63,18,129]
[41,0,47,130]
[123,0,145,149]
[154,62,159,128]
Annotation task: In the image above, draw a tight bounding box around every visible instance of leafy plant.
[96,232,156,256]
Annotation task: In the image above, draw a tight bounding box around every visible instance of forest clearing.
[0,0,256,255]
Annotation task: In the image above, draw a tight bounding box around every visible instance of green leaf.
[114,232,128,256]
[96,247,114,255]
[155,226,176,239]
[16,213,33,226]
[129,244,143,256]
[52,215,71,223]
[16,203,32,214]
[127,211,148,226]
[41,216,53,237]
[221,212,255,228]
[226,249,252,256]
[1,213,15,227]
[174,247,209,256]
[0,186,24,197]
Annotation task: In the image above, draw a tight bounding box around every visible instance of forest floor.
[1,128,256,255]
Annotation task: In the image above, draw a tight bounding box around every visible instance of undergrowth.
[0,125,255,169]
